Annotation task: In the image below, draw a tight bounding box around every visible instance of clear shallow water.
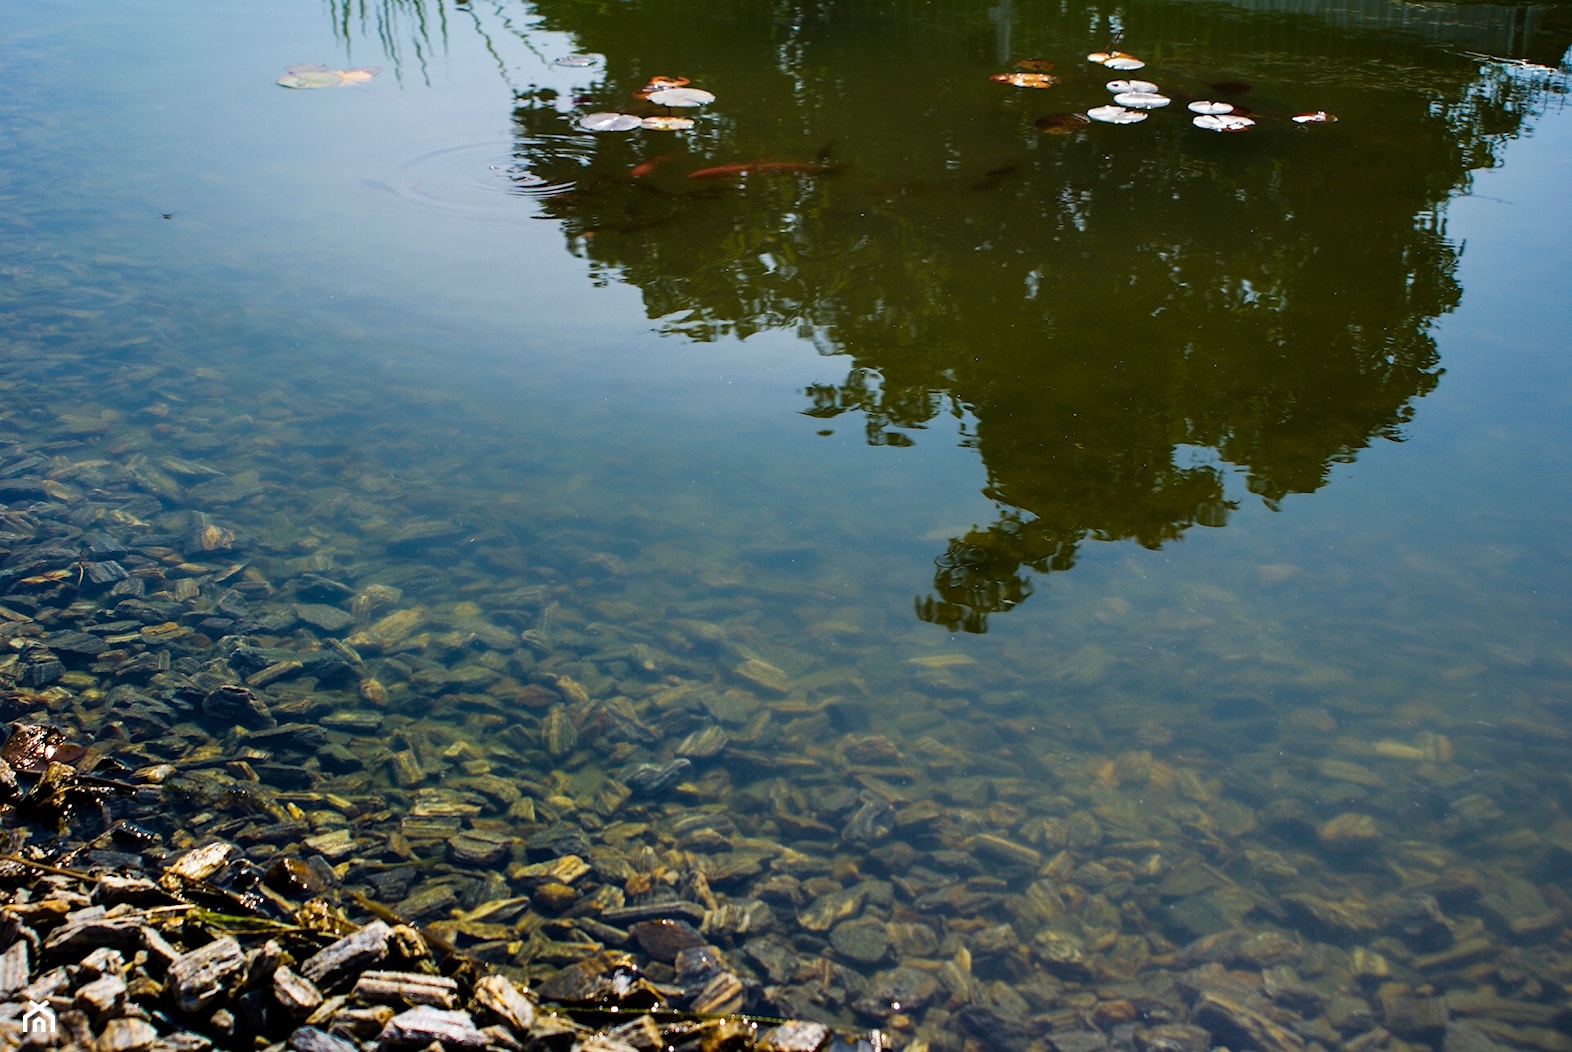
[4,0,1572,1045]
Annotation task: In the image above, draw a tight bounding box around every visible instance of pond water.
[3,0,1572,1047]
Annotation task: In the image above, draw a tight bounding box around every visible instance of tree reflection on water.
[341,0,1570,630]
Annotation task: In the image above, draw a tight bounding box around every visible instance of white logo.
[20,999,56,1037]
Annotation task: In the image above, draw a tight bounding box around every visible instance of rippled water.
[3,0,1572,1047]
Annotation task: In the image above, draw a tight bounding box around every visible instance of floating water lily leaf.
[338,67,380,84]
[284,63,330,75]
[1211,80,1251,95]
[1188,100,1235,115]
[991,72,1058,88]
[1087,104,1148,124]
[641,115,695,131]
[277,71,345,89]
[647,87,715,107]
[1113,91,1169,109]
[1035,112,1091,134]
[1292,111,1337,123]
[1101,53,1146,71]
[1087,52,1112,63]
[1106,79,1158,94]
[578,112,643,132]
[554,53,605,67]
[1016,58,1056,73]
[1193,113,1255,132]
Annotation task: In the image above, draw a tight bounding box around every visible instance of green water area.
[2,0,1571,1048]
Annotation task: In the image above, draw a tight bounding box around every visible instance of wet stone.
[841,792,894,846]
[673,946,725,987]
[300,920,391,990]
[448,830,512,867]
[294,603,355,634]
[852,965,941,1019]
[625,758,692,796]
[0,941,28,995]
[1319,812,1382,853]
[744,935,800,984]
[1136,1024,1213,1052]
[377,1006,490,1051]
[955,1006,1035,1052]
[629,919,708,962]
[273,964,324,1017]
[733,658,790,695]
[1190,985,1307,1052]
[472,974,537,1034]
[167,935,247,1014]
[677,725,730,759]
[798,884,867,932]
[755,1021,830,1052]
[690,971,745,1015]
[288,1028,359,1052]
[353,970,460,1009]
[98,1016,159,1052]
[200,684,274,728]
[829,921,890,965]
[542,705,578,758]
[1384,993,1450,1038]
[1045,1032,1108,1052]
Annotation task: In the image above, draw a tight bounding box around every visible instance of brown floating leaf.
[1016,58,1056,73]
[990,72,1059,88]
[277,71,344,89]
[633,75,690,99]
[1035,113,1091,134]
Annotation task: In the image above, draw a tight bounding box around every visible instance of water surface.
[3,0,1572,1046]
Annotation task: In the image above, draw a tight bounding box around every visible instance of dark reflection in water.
[482,0,1569,629]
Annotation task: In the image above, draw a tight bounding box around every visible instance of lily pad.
[1087,51,1150,71]
[1292,111,1337,124]
[338,67,381,84]
[647,87,715,107]
[554,54,606,67]
[1106,79,1158,94]
[277,71,345,89]
[1188,100,1236,115]
[578,112,643,132]
[990,72,1058,88]
[1087,105,1148,124]
[1016,58,1056,73]
[1193,113,1255,132]
[1035,113,1091,134]
[641,115,695,131]
[1113,91,1169,109]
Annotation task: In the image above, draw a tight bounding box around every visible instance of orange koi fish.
[630,153,674,178]
[687,160,834,180]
